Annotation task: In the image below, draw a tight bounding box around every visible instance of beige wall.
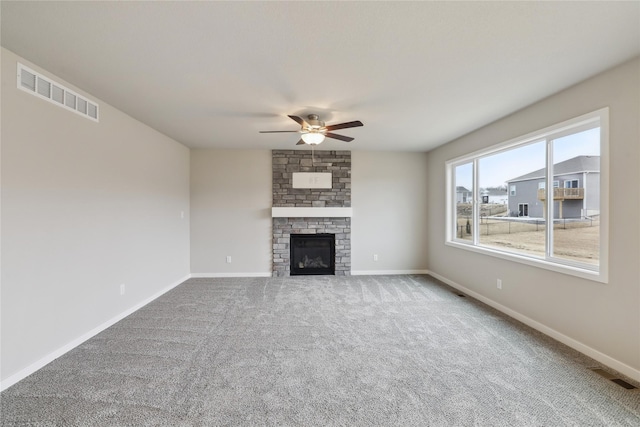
[189,149,429,276]
[1,48,191,384]
[190,149,272,275]
[352,151,429,273]
[426,58,640,378]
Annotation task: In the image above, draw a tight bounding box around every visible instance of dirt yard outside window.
[456,204,599,265]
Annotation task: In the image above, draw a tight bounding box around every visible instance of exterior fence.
[457,217,598,238]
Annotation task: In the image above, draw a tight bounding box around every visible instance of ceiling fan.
[259,114,363,145]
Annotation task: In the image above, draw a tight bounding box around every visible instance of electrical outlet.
[120,283,126,295]
[373,254,378,261]
[497,279,502,290]
[226,256,232,263]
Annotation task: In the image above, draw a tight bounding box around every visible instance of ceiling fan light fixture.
[301,131,325,145]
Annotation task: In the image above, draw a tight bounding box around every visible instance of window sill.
[445,240,607,284]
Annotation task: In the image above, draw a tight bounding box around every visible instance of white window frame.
[518,203,529,217]
[564,179,579,188]
[445,108,608,283]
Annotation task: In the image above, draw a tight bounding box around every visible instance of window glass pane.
[551,127,600,266]
[477,141,546,257]
[454,162,473,241]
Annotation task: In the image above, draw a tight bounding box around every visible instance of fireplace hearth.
[290,234,335,276]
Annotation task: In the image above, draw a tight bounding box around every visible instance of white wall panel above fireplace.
[292,172,332,189]
[271,207,353,218]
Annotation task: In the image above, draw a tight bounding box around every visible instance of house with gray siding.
[506,156,600,218]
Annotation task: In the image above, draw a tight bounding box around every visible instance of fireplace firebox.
[290,234,335,276]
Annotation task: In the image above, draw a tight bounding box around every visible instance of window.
[454,163,473,241]
[518,203,529,217]
[446,109,608,282]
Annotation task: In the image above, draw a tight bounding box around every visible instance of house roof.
[507,155,600,183]
[1,2,639,151]
[456,186,471,193]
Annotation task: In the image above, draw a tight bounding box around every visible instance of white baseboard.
[193,271,430,278]
[0,274,190,392]
[428,270,640,383]
[351,269,429,276]
[190,272,272,278]
[192,271,430,278]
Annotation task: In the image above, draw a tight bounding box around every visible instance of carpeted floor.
[1,275,639,426]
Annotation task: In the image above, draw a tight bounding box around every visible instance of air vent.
[589,367,638,390]
[17,63,99,122]
[51,85,64,104]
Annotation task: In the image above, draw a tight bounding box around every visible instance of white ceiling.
[2,1,639,152]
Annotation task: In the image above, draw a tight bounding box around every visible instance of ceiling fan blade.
[288,115,310,128]
[296,139,306,145]
[259,130,300,133]
[325,120,363,131]
[325,132,354,142]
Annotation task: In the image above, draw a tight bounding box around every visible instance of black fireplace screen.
[290,234,335,275]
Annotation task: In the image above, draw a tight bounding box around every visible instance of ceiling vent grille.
[17,63,99,122]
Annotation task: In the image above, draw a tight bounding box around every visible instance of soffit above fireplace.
[271,207,353,218]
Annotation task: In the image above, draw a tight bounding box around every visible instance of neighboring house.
[481,188,508,204]
[456,186,472,203]
[506,155,600,218]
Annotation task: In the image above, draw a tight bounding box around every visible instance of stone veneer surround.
[272,150,351,277]
[272,150,351,208]
[272,217,351,277]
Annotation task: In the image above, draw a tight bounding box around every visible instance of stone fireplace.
[272,150,351,277]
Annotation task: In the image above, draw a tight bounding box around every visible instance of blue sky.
[456,128,600,188]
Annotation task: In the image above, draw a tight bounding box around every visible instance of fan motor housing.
[306,114,325,129]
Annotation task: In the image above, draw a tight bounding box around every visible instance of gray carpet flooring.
[1,275,639,426]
